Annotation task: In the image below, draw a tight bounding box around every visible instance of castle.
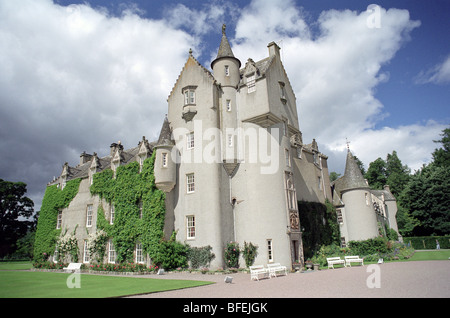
[41,26,398,270]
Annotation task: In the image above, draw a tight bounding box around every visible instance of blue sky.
[0,0,448,210]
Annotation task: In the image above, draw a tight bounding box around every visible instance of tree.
[399,165,450,236]
[365,157,386,189]
[0,179,34,257]
[385,151,410,197]
[432,127,450,168]
[329,172,341,182]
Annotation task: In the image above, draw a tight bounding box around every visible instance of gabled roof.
[167,50,216,101]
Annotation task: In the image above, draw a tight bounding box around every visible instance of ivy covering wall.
[90,152,167,264]
[33,178,82,261]
[298,199,340,259]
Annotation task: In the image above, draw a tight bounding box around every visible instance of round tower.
[154,116,176,193]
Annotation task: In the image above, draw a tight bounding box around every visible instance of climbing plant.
[90,152,169,265]
[33,178,82,262]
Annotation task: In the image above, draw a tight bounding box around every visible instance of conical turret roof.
[211,24,241,68]
[341,150,369,190]
[156,115,174,146]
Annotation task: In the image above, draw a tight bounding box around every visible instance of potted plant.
[305,260,313,270]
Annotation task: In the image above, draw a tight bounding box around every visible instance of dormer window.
[183,86,197,105]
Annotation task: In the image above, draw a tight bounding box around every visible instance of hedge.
[403,236,450,250]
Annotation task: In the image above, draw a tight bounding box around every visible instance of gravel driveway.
[127,260,449,298]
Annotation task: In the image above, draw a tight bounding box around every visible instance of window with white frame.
[56,210,62,229]
[228,134,233,147]
[226,99,231,112]
[285,148,291,167]
[136,242,144,264]
[108,239,116,263]
[187,132,194,149]
[187,215,195,239]
[110,205,115,225]
[184,88,196,105]
[267,239,273,262]
[162,152,168,167]
[83,240,90,263]
[247,74,256,93]
[186,173,195,193]
[86,204,93,227]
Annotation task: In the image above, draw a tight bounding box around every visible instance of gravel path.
[127,260,450,298]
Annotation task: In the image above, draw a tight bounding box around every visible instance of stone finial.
[222,23,226,35]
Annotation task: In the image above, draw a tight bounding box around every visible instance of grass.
[409,250,450,261]
[0,271,213,298]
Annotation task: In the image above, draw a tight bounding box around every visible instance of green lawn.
[0,261,33,270]
[409,250,450,261]
[0,271,213,298]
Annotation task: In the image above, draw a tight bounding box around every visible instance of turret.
[154,116,176,192]
[211,24,241,87]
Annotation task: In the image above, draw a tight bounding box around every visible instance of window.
[365,193,369,206]
[162,152,168,167]
[336,209,343,224]
[187,215,195,239]
[86,204,93,227]
[139,201,143,219]
[226,99,231,112]
[110,205,115,225]
[228,134,233,147]
[267,239,273,262]
[83,240,90,263]
[285,148,291,167]
[318,176,322,190]
[279,81,286,103]
[184,88,196,105]
[108,239,116,263]
[247,74,255,93]
[139,155,145,173]
[187,132,194,149]
[136,242,144,264]
[56,210,62,229]
[187,173,195,193]
[225,65,229,76]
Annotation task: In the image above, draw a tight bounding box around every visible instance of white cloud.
[0,0,445,210]
[0,0,194,206]
[415,54,450,84]
[229,0,436,173]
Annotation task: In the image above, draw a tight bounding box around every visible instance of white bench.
[267,263,287,278]
[345,256,364,267]
[63,263,82,273]
[326,257,345,269]
[249,265,268,281]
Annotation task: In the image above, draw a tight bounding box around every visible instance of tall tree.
[432,127,450,168]
[0,179,34,257]
[365,157,386,189]
[385,151,410,197]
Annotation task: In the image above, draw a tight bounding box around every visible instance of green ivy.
[33,178,82,262]
[90,152,168,265]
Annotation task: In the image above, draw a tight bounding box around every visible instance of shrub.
[187,245,215,269]
[242,242,258,268]
[224,242,240,268]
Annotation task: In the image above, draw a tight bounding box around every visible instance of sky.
[0,0,449,212]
